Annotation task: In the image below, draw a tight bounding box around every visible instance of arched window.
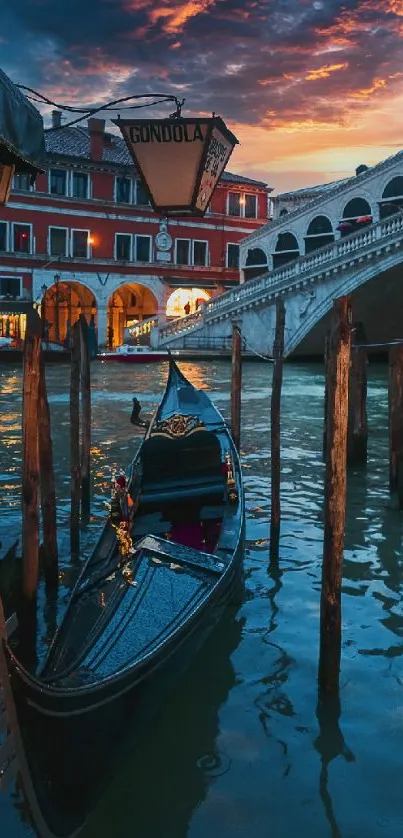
[279,207,288,216]
[338,197,372,236]
[305,215,334,254]
[380,177,403,219]
[273,232,299,269]
[342,197,372,220]
[244,247,268,281]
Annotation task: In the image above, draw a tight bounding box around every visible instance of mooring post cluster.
[21,312,92,611]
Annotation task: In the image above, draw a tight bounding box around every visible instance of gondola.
[1,357,244,837]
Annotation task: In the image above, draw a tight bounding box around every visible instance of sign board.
[114,116,238,216]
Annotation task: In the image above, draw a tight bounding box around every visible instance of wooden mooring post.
[38,353,58,590]
[79,314,91,522]
[388,344,403,507]
[270,299,285,559]
[322,332,330,461]
[70,320,81,560]
[21,311,42,601]
[347,323,368,466]
[319,296,351,694]
[231,321,242,451]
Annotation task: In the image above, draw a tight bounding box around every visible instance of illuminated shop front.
[0,302,30,342]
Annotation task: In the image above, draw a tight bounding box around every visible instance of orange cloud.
[305,62,348,81]
[149,1,217,34]
[351,78,387,98]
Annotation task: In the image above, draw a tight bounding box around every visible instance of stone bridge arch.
[285,249,403,356]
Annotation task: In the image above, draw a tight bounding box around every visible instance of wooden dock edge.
[0,595,82,838]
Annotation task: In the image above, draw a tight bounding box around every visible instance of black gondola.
[1,358,245,837]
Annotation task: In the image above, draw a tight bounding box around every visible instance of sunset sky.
[2,0,403,193]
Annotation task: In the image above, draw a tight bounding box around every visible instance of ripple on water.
[1,360,403,838]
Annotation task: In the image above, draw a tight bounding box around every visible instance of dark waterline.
[0,359,402,838]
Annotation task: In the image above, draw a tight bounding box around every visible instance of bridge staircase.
[157,212,403,355]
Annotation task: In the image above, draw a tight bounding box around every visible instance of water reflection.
[315,694,355,838]
[1,360,403,837]
[82,607,243,838]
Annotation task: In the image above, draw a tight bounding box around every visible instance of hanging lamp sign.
[113,115,238,216]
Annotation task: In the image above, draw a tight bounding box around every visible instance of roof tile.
[44,126,268,187]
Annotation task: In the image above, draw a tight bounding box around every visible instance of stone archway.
[379,176,403,219]
[244,247,268,281]
[273,232,299,270]
[42,279,96,346]
[305,215,334,254]
[106,283,159,348]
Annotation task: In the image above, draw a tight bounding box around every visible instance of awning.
[0,69,45,175]
[0,301,34,314]
[0,69,45,203]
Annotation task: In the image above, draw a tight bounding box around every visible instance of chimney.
[356,164,369,176]
[52,110,62,129]
[88,118,105,162]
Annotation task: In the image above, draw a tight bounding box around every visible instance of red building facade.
[0,114,270,347]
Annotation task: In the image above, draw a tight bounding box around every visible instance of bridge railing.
[159,211,403,342]
[204,211,403,319]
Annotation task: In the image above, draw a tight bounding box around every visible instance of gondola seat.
[137,428,225,508]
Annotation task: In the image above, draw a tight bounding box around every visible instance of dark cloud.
[2,1,402,145]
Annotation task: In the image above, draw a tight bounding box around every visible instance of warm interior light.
[166,287,210,318]
[239,195,246,206]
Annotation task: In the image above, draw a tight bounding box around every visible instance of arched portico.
[32,271,167,348]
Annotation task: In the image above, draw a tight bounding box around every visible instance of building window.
[227,243,240,269]
[13,224,31,254]
[244,194,257,218]
[176,239,191,265]
[72,172,89,199]
[50,169,68,196]
[0,276,22,298]
[116,176,132,203]
[115,233,132,261]
[135,235,152,262]
[71,229,89,258]
[49,227,68,257]
[228,192,241,216]
[193,240,208,266]
[13,173,32,191]
[0,222,7,252]
[134,179,150,205]
[228,191,258,218]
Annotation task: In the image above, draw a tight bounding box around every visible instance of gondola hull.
[3,358,245,836]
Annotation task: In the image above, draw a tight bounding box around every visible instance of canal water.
[0,359,402,838]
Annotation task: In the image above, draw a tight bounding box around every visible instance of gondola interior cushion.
[139,430,225,505]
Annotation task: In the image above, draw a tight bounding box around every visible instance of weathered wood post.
[21,310,42,600]
[319,296,351,693]
[270,299,285,559]
[231,320,242,451]
[70,319,81,559]
[79,314,91,522]
[38,353,58,590]
[322,332,330,461]
[388,344,403,508]
[347,322,368,465]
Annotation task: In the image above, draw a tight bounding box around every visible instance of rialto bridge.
[156,150,403,357]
